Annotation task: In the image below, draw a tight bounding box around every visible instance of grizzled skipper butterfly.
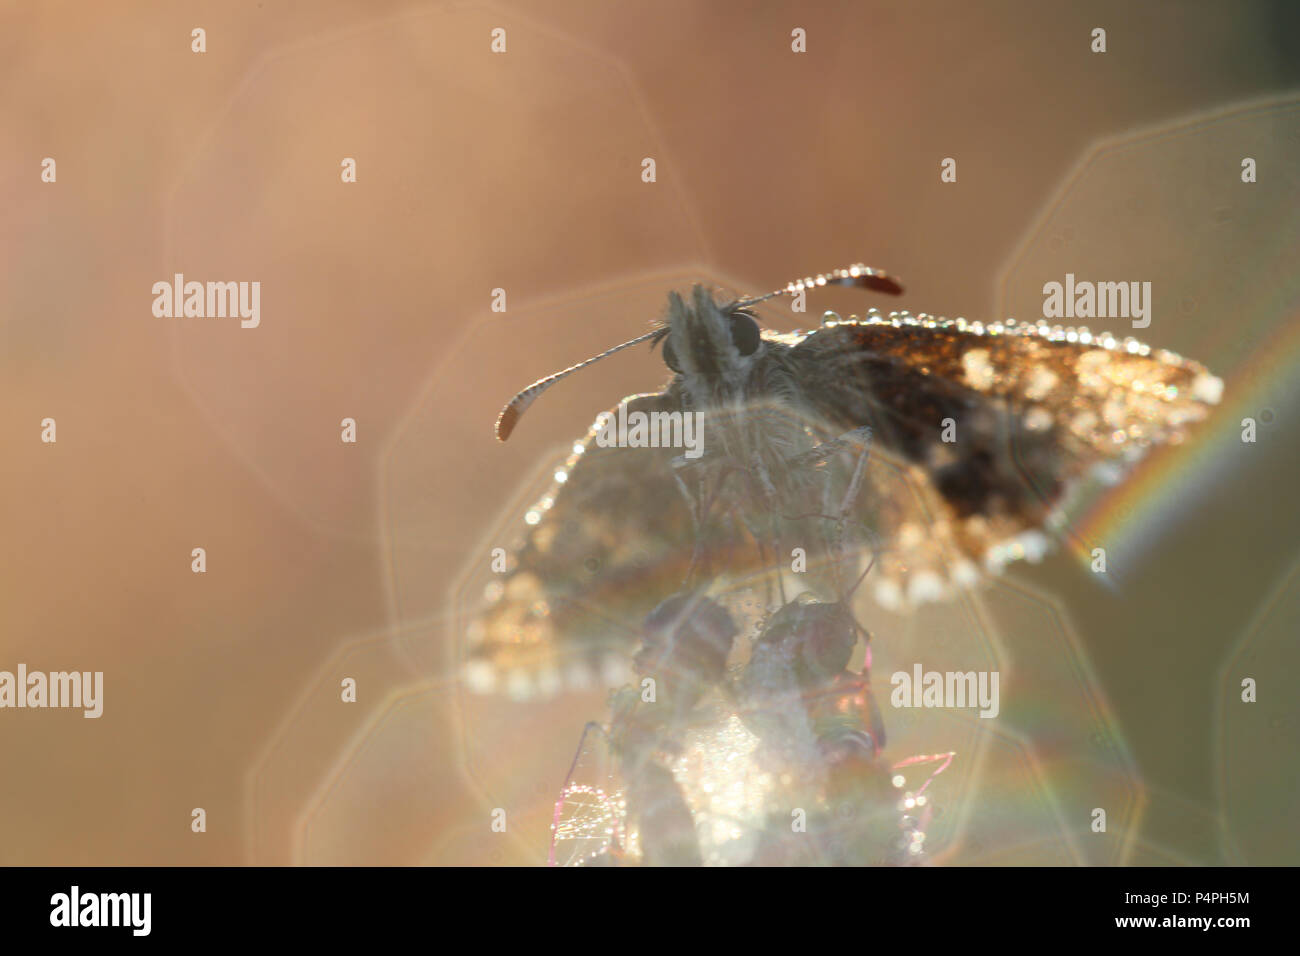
[463,264,1222,699]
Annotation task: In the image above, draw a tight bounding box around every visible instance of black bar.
[0,865,1278,943]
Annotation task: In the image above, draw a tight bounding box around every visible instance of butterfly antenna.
[496,328,662,440]
[734,263,905,309]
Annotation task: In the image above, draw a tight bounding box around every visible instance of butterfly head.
[495,264,902,441]
[657,285,763,392]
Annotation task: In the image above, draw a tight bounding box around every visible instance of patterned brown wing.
[465,388,752,699]
[788,311,1223,607]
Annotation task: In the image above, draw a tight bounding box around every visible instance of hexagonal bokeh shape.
[296,684,453,866]
[1217,557,1300,865]
[163,5,706,541]
[996,96,1300,578]
[961,578,1143,864]
[244,625,430,865]
[998,97,1300,377]
[995,96,1300,865]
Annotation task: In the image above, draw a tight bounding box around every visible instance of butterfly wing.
[465,388,755,699]
[788,313,1223,606]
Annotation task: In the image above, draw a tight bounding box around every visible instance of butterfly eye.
[662,339,682,373]
[729,311,761,356]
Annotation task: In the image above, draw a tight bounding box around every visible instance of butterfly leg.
[829,426,873,595]
[669,461,706,586]
[675,449,785,609]
[749,453,790,608]
[670,453,742,588]
[782,426,873,599]
[786,425,873,471]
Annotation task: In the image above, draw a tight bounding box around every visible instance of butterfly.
[463,264,1223,700]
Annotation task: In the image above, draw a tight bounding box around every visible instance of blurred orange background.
[2,0,1298,865]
